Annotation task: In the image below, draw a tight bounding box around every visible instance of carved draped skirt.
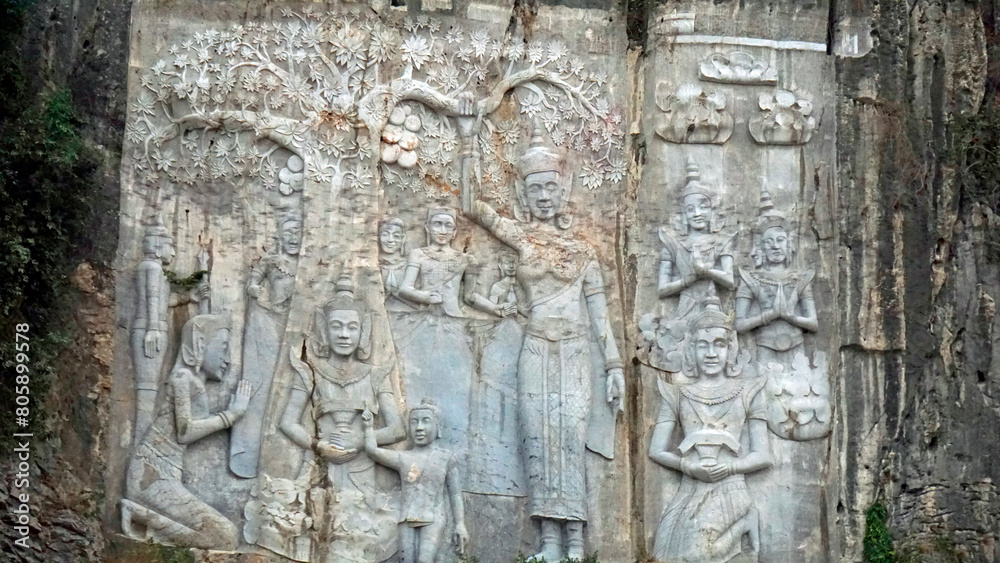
[518,332,591,522]
[653,474,755,563]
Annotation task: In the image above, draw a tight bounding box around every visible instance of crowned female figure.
[649,301,772,562]
[281,274,405,562]
[231,209,302,479]
[734,188,818,367]
[644,158,736,374]
[394,207,507,455]
[459,122,625,561]
[378,217,417,313]
[735,189,828,440]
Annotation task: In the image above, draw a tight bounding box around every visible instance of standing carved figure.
[131,216,209,442]
[122,314,251,549]
[649,302,772,562]
[230,210,302,478]
[460,121,625,561]
[735,190,828,440]
[282,273,405,563]
[735,189,818,366]
[395,207,510,454]
[644,158,735,373]
[362,399,469,563]
[379,217,417,313]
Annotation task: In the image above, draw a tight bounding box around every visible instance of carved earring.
[356,314,373,361]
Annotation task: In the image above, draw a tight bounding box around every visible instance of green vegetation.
[863,503,897,563]
[165,269,208,290]
[0,0,102,446]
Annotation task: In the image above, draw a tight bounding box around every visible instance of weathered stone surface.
[8,0,1000,561]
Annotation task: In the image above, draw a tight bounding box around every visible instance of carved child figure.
[131,216,210,442]
[122,314,251,550]
[361,400,469,563]
[486,250,520,314]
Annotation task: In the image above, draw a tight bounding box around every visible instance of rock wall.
[4,0,1000,562]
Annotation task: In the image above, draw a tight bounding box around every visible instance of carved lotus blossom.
[400,35,432,70]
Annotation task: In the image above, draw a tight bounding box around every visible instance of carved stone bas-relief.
[640,158,736,374]
[736,189,830,440]
[654,83,734,144]
[748,90,818,145]
[115,2,841,560]
[362,400,468,563]
[123,314,250,549]
[648,302,771,562]
[698,51,777,85]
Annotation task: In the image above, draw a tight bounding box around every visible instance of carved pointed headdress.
[143,213,172,240]
[426,207,457,223]
[516,127,565,178]
[677,157,717,202]
[755,185,790,235]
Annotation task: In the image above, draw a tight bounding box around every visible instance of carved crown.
[755,185,791,235]
[516,127,565,178]
[677,157,717,202]
[687,297,734,333]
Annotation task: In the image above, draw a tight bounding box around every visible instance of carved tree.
[126,9,626,205]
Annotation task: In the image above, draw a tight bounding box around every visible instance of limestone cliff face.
[834,1,1000,561]
[6,0,1000,561]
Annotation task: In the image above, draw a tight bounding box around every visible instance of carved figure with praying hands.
[649,302,772,562]
[640,158,735,374]
[459,109,625,561]
[736,189,830,440]
[122,314,250,550]
[362,400,469,563]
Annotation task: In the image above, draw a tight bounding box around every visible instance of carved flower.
[579,159,604,190]
[242,69,263,92]
[496,120,521,145]
[445,28,462,44]
[400,35,432,70]
[546,40,568,63]
[470,29,490,59]
[519,92,542,118]
[131,92,156,115]
[436,64,461,91]
[368,26,398,64]
[180,130,200,152]
[332,28,366,67]
[607,157,627,183]
[125,121,147,145]
[507,41,525,61]
[526,44,545,65]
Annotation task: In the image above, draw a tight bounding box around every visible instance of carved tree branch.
[167,110,310,153]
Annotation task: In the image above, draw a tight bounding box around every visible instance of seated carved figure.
[282,273,405,562]
[122,314,251,550]
[362,399,469,563]
[649,301,772,562]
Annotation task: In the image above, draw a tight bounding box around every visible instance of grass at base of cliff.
[864,503,897,563]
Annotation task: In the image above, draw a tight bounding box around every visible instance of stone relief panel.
[111,2,631,562]
[699,51,778,85]
[636,9,838,562]
[654,83,734,144]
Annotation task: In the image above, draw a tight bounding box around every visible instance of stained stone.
[111,1,835,561]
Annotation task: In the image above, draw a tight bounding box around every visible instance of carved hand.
[196,280,211,300]
[707,463,732,482]
[454,92,479,138]
[247,283,262,299]
[228,380,252,419]
[315,441,358,464]
[453,522,470,555]
[680,457,713,483]
[361,409,374,430]
[143,330,163,358]
[495,302,517,318]
[427,291,444,305]
[606,368,625,415]
[782,288,799,320]
[692,260,708,276]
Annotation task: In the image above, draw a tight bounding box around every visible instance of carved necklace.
[680,380,744,405]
